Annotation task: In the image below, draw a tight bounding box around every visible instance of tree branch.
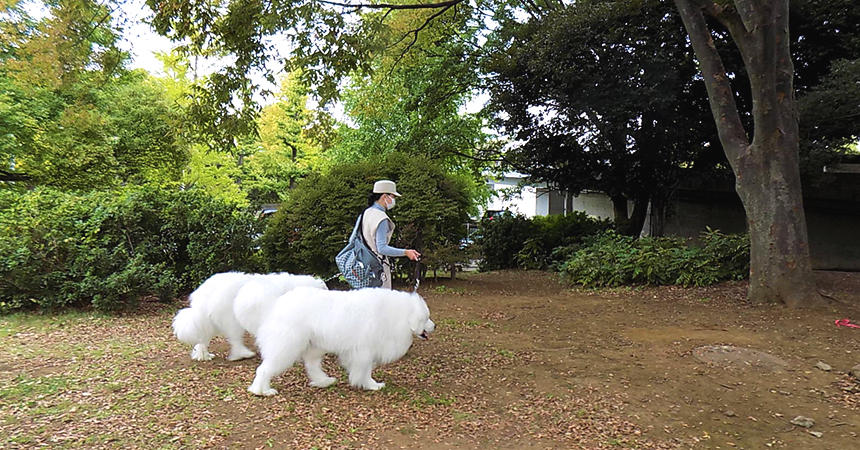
[387,4,454,76]
[702,1,757,65]
[316,0,465,11]
[673,0,749,164]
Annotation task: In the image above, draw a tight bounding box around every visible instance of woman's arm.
[374,220,406,257]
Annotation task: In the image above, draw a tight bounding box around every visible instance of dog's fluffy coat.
[172,272,327,361]
[248,287,435,396]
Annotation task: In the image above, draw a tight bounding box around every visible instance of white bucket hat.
[373,180,401,197]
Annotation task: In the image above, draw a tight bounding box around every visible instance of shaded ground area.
[1,270,859,448]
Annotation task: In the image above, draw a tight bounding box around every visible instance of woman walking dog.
[362,180,421,289]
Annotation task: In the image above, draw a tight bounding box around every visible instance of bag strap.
[357,211,387,266]
[348,214,362,242]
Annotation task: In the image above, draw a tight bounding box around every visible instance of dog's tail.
[172,307,214,345]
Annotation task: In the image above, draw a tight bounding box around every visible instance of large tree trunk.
[611,195,649,236]
[611,195,629,230]
[673,0,819,306]
[647,192,668,237]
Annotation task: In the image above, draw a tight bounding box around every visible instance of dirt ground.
[2,270,860,449]
[401,270,860,449]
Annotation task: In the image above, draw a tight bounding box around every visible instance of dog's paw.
[227,348,256,361]
[191,348,215,361]
[309,376,337,388]
[364,381,385,391]
[248,385,278,397]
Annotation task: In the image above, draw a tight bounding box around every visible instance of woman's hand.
[404,249,422,261]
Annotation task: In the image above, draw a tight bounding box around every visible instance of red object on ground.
[835,319,860,328]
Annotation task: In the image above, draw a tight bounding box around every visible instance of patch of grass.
[398,424,418,435]
[433,285,467,295]
[0,310,106,331]
[452,410,475,421]
[212,385,236,401]
[104,382,123,393]
[412,390,454,407]
[198,421,234,437]
[382,384,410,401]
[7,434,35,445]
[26,399,83,418]
[416,365,439,380]
[0,373,74,402]
[496,349,515,358]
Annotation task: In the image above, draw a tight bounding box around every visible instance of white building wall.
[486,174,628,221]
[570,192,616,220]
[534,189,550,216]
[485,174,540,217]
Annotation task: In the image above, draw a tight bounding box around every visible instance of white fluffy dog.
[248,287,435,396]
[172,272,327,361]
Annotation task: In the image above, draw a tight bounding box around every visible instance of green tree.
[242,71,327,204]
[146,0,476,145]
[482,0,714,236]
[328,6,486,172]
[799,58,860,183]
[99,71,190,184]
[0,1,188,188]
[180,144,248,206]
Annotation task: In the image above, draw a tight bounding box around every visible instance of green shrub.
[675,228,751,286]
[0,185,261,313]
[479,210,610,271]
[556,231,636,287]
[558,229,749,288]
[477,211,534,271]
[260,153,478,282]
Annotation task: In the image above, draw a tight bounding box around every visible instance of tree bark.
[611,195,630,233]
[627,196,649,237]
[611,195,648,236]
[673,0,819,306]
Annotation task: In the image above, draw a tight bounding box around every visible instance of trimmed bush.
[478,210,610,271]
[0,185,261,313]
[558,229,750,287]
[476,211,534,271]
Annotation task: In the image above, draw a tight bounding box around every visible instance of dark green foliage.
[676,228,752,286]
[0,185,261,313]
[481,1,713,235]
[558,229,750,288]
[260,153,475,281]
[476,212,534,271]
[478,211,610,271]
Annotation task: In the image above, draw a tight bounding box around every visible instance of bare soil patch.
[1,270,859,448]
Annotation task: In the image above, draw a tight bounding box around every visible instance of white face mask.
[386,196,396,210]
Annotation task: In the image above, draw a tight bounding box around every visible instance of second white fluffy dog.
[172,272,327,361]
[248,287,435,396]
